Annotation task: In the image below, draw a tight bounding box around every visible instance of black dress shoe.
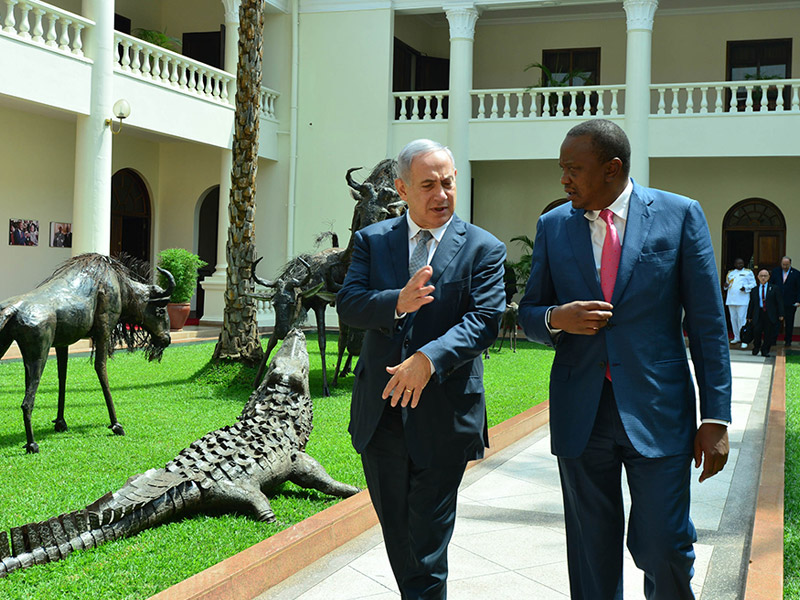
[762,353,770,357]
[752,349,759,355]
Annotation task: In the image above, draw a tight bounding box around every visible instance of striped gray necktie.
[408,230,433,277]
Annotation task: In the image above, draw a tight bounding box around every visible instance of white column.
[201,0,240,324]
[71,0,115,255]
[623,0,657,186]
[445,5,478,223]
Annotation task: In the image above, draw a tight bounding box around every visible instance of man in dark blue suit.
[519,120,731,600]
[337,139,506,599]
[770,256,800,346]
[748,269,784,357]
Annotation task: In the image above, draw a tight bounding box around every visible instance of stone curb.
[148,401,551,600]
[744,352,786,599]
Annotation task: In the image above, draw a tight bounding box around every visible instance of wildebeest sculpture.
[0,253,174,453]
[493,302,520,353]
[252,160,405,396]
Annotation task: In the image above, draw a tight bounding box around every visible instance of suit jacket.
[770,266,800,307]
[336,214,506,468]
[518,182,732,459]
[747,283,784,325]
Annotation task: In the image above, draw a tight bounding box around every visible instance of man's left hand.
[383,352,433,408]
[693,423,729,483]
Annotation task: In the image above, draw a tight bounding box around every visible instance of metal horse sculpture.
[0,253,174,453]
[0,328,359,578]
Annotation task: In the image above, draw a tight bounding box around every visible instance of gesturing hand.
[694,423,729,483]
[382,352,433,408]
[397,265,435,315]
[549,301,614,335]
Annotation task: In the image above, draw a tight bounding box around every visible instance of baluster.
[776,83,785,112]
[152,52,163,82]
[214,77,223,100]
[542,92,551,118]
[434,94,443,120]
[398,95,407,121]
[729,84,738,112]
[119,39,132,70]
[670,87,680,114]
[57,18,71,52]
[554,91,564,117]
[140,47,152,79]
[580,90,590,115]
[269,95,277,118]
[17,1,30,38]
[699,87,708,114]
[3,0,18,34]
[501,93,510,119]
[745,85,754,112]
[31,7,43,42]
[714,86,723,113]
[477,94,485,119]
[130,42,141,74]
[71,22,84,56]
[422,95,432,120]
[514,92,523,118]
[569,90,578,116]
[792,84,799,112]
[188,65,198,91]
[204,70,213,96]
[410,95,419,120]
[610,90,619,116]
[490,93,498,119]
[685,87,694,114]
[595,89,604,116]
[656,88,666,115]
[44,12,56,46]
[168,58,179,86]
[221,77,231,102]
[178,61,188,89]
[760,84,769,112]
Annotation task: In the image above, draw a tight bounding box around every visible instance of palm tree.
[213,0,265,367]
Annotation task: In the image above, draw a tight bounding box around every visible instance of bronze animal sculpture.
[494,302,520,353]
[0,253,174,454]
[0,328,359,577]
[252,160,405,396]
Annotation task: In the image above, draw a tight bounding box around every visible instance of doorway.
[195,187,219,320]
[111,169,151,263]
[721,198,785,277]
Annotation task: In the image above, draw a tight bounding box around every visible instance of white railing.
[260,87,278,120]
[472,85,624,120]
[652,79,800,115]
[0,0,91,58]
[393,91,449,121]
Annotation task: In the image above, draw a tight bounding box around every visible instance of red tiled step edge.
[744,353,785,599]
[149,401,550,600]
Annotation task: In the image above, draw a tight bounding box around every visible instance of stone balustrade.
[653,80,800,115]
[0,0,91,58]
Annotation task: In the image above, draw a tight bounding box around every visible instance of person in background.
[770,256,800,347]
[724,258,756,349]
[747,269,784,358]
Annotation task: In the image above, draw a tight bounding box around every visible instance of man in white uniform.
[724,257,756,348]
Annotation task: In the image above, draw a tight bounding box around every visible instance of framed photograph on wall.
[50,222,72,248]
[9,219,39,246]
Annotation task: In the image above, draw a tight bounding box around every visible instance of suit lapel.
[387,217,410,287]
[566,209,603,299]
[428,215,466,287]
[611,184,653,305]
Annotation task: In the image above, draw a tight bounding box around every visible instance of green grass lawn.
[0,332,552,599]
[786,355,800,598]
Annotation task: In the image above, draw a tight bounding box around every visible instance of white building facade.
[1,0,799,327]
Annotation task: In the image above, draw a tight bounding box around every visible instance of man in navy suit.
[519,120,731,599]
[748,269,784,357]
[770,256,799,346]
[337,139,506,599]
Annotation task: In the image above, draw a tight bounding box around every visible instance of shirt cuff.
[545,305,562,335]
[701,419,730,427]
[419,351,436,374]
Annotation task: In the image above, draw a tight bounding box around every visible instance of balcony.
[0,0,280,159]
[391,80,800,160]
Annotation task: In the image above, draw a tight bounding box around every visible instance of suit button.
[599,361,606,369]
[403,338,410,348]
[606,322,614,330]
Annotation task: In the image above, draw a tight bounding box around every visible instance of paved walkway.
[260,351,773,600]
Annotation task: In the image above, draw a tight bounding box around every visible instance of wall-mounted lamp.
[105,99,131,134]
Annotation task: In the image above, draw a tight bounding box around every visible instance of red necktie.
[762,285,766,312]
[600,209,621,380]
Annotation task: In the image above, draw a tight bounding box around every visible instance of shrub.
[156,248,207,303]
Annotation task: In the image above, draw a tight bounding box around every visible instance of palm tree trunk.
[213,0,265,367]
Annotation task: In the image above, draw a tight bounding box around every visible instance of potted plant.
[156,248,207,331]
[132,28,182,52]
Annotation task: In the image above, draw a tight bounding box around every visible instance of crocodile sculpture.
[0,328,360,577]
